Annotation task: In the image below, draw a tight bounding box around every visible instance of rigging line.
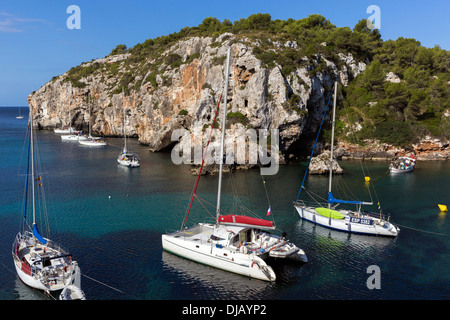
[195,195,216,220]
[296,86,334,202]
[182,90,223,229]
[261,175,271,208]
[302,186,328,203]
[82,274,127,295]
[392,223,448,237]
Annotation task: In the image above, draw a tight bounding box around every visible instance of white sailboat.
[54,92,76,134]
[60,93,84,140]
[16,107,24,119]
[294,82,400,237]
[79,93,107,147]
[162,48,307,282]
[12,104,82,293]
[117,88,139,167]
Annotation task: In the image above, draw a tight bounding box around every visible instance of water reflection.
[162,251,275,300]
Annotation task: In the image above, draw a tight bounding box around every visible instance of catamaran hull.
[295,205,399,237]
[161,234,276,281]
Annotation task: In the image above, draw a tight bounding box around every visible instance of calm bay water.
[0,107,448,300]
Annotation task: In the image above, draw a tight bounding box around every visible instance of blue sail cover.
[328,192,372,205]
[32,224,47,245]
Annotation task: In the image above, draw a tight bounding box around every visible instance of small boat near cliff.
[78,93,107,147]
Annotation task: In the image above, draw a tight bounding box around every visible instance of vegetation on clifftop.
[62,13,449,148]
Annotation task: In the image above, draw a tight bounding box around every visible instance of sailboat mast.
[215,47,231,223]
[68,90,72,133]
[328,81,337,209]
[122,88,127,153]
[88,92,91,137]
[30,105,36,225]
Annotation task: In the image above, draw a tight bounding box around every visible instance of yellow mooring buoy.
[438,204,448,212]
[365,176,371,182]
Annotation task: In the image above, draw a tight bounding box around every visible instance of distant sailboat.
[162,48,306,282]
[16,107,24,119]
[117,88,139,167]
[55,91,77,135]
[12,104,82,293]
[294,81,400,237]
[79,92,107,147]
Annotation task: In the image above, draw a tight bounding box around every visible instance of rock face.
[308,150,343,174]
[335,138,449,161]
[29,34,367,163]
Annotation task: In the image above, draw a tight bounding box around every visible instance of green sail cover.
[315,207,345,219]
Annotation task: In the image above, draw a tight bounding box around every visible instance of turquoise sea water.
[0,107,448,300]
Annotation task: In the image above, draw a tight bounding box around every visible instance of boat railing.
[363,211,390,222]
[293,200,328,208]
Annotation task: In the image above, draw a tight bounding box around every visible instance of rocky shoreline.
[335,137,449,161]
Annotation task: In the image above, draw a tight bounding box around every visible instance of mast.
[215,47,231,223]
[88,92,91,138]
[328,81,337,209]
[68,90,72,133]
[30,104,36,225]
[122,87,127,153]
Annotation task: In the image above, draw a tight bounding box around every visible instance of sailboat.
[294,82,400,237]
[79,93,107,147]
[12,104,82,293]
[60,93,87,141]
[117,88,140,167]
[16,107,24,119]
[54,92,76,134]
[162,48,307,282]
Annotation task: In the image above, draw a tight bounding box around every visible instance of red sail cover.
[218,215,275,229]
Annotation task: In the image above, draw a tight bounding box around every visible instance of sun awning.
[218,215,275,230]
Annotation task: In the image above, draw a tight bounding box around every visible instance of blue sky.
[1,0,448,106]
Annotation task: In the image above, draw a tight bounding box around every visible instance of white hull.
[12,232,80,292]
[162,223,306,281]
[162,234,276,282]
[54,127,75,134]
[79,139,107,146]
[390,166,414,173]
[294,205,399,237]
[59,285,86,300]
[117,159,140,167]
[61,134,88,141]
[117,154,140,167]
[14,262,49,291]
[13,253,79,292]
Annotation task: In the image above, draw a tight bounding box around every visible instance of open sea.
[0,107,449,301]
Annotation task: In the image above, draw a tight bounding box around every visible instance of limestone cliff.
[29,33,366,162]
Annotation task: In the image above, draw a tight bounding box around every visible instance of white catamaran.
[117,88,139,167]
[12,105,82,293]
[162,48,307,282]
[294,82,400,237]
